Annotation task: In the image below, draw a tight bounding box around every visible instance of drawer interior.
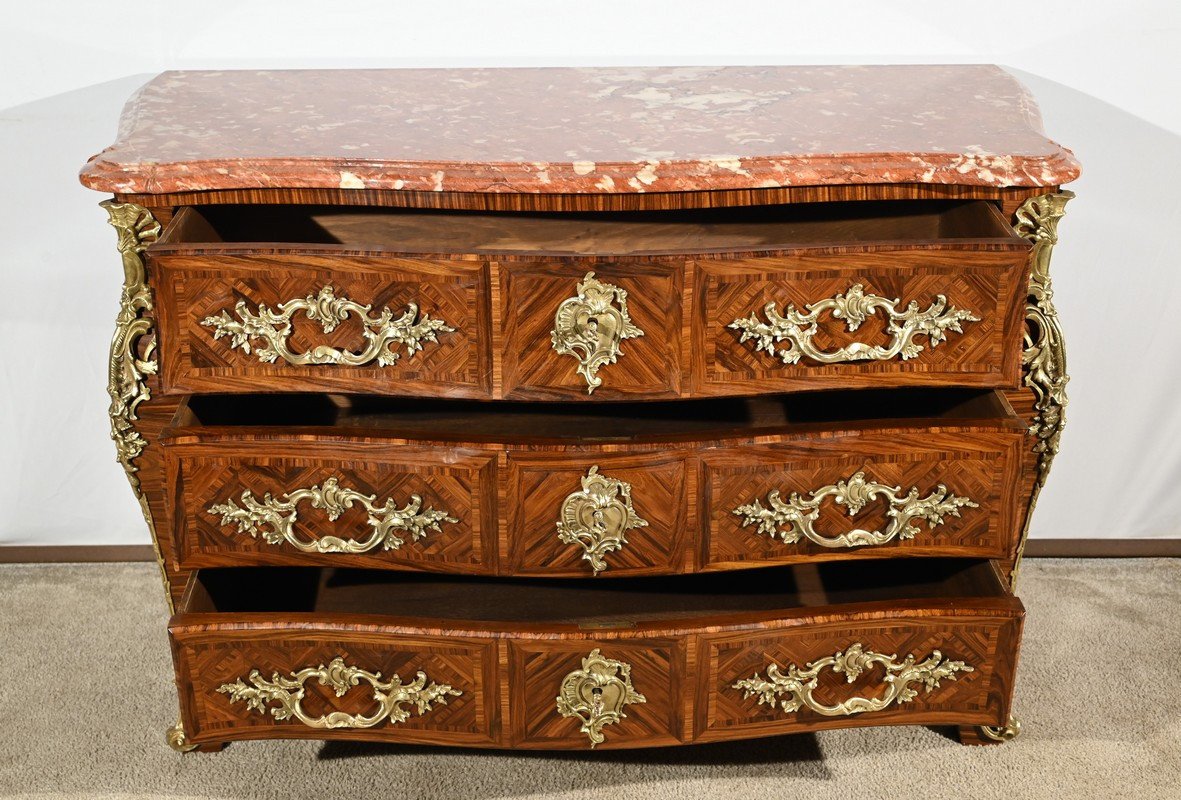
[156,200,1020,256]
[182,558,1008,625]
[171,388,1023,443]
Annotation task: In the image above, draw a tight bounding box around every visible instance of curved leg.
[958,714,1022,745]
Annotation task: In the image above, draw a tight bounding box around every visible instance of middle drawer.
[162,389,1027,577]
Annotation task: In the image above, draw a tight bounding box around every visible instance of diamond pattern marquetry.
[499,262,683,400]
[694,249,1026,394]
[169,594,1022,749]
[699,618,1019,740]
[149,224,1029,401]
[164,408,1023,575]
[509,640,683,747]
[153,254,491,397]
[176,634,498,745]
[169,445,497,573]
[705,430,1024,567]
[506,454,689,577]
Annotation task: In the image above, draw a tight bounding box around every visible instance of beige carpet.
[0,559,1177,800]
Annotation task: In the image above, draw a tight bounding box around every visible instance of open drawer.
[169,558,1023,749]
[145,200,1030,399]
[161,388,1027,576]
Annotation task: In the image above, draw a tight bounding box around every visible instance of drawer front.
[172,561,1022,749]
[508,639,684,748]
[698,614,1021,741]
[166,441,497,573]
[499,261,683,400]
[165,394,1022,574]
[153,252,491,397]
[693,248,1028,394]
[171,628,499,747]
[505,452,691,577]
[703,430,1025,569]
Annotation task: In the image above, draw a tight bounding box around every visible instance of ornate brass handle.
[201,285,453,367]
[551,272,644,393]
[207,477,457,553]
[733,642,972,717]
[733,470,977,548]
[218,656,460,729]
[728,284,978,365]
[556,466,649,574]
[556,649,647,747]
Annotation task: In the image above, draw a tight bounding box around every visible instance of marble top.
[79,65,1079,196]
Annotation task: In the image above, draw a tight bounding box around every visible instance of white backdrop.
[2,1,1179,546]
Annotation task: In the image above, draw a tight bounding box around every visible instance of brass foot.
[959,714,1022,745]
[166,722,226,753]
[166,721,197,753]
[981,714,1022,742]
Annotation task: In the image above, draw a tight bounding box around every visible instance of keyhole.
[591,508,606,532]
[591,686,604,713]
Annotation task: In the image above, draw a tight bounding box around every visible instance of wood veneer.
[83,66,1078,753]
[112,181,1049,214]
[146,200,1029,400]
[170,558,1022,749]
[116,185,1057,750]
[162,389,1026,577]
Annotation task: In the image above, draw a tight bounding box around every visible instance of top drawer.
[146,201,1030,399]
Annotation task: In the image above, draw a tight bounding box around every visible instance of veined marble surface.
[79,65,1080,195]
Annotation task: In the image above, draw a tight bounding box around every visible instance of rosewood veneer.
[80,65,1078,753]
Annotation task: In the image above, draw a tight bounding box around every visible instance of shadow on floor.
[316,731,832,795]
[319,730,824,766]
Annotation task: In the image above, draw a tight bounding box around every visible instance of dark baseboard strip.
[0,545,157,563]
[1023,538,1181,557]
[1,540,1179,563]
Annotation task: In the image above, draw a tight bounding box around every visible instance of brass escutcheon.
[556,467,648,574]
[550,272,644,393]
[555,649,646,747]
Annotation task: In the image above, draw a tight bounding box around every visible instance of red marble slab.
[79,65,1079,196]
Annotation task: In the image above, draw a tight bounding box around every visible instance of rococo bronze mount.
[81,65,1077,753]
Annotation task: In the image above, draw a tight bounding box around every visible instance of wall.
[2,1,1179,546]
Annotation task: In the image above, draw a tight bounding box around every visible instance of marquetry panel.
[508,639,683,748]
[166,442,497,573]
[170,560,1023,749]
[172,631,498,746]
[128,396,187,608]
[505,452,690,577]
[698,615,1020,741]
[499,261,683,400]
[163,396,1024,576]
[692,248,1028,394]
[1001,386,1042,560]
[151,252,492,397]
[703,430,1025,568]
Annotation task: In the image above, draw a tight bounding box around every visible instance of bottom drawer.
[170,559,1023,750]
